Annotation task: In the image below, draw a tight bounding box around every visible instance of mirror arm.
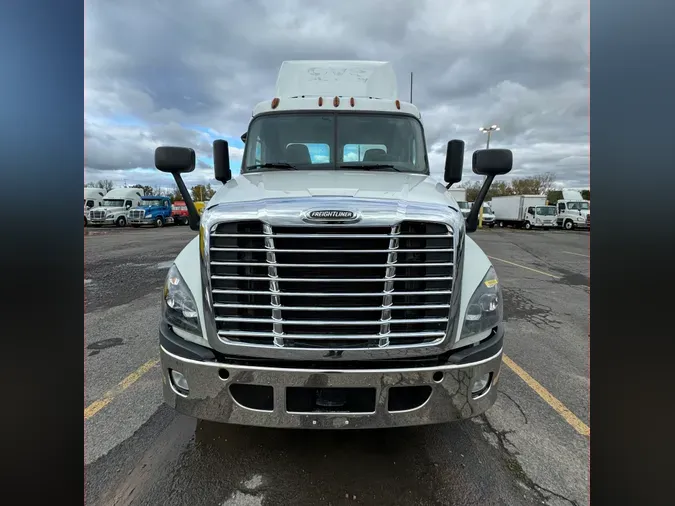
[170,172,201,231]
[465,175,495,233]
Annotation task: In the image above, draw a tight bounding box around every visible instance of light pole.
[479,124,500,149]
[477,125,499,228]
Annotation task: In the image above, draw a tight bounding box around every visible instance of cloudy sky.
[84,0,589,191]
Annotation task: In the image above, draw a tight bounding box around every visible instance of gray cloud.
[85,0,589,188]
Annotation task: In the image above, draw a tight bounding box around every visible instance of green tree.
[581,189,590,200]
[191,183,216,201]
[547,190,563,204]
[85,179,115,192]
[132,184,154,196]
[510,172,557,195]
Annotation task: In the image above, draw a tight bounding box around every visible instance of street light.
[476,125,500,229]
[479,124,500,149]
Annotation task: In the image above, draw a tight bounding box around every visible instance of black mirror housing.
[444,140,465,186]
[154,146,196,173]
[214,139,232,184]
[472,149,513,176]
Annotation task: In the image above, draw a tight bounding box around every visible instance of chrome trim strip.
[211,233,453,239]
[217,330,445,340]
[211,290,452,296]
[211,275,453,282]
[215,317,449,325]
[213,303,451,311]
[263,223,284,347]
[210,247,454,253]
[211,262,454,268]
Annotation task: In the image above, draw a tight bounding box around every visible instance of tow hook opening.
[287,387,376,413]
[471,372,493,399]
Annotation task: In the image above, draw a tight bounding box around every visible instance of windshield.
[567,201,589,211]
[142,200,165,207]
[483,206,493,214]
[536,206,556,216]
[102,199,124,207]
[457,201,470,209]
[242,112,429,174]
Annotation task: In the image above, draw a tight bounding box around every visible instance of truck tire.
[116,216,127,227]
[498,221,504,228]
[524,221,532,230]
[154,216,165,228]
[564,219,574,230]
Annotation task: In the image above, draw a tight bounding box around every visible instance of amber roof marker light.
[333,96,340,107]
[318,97,323,106]
[271,98,280,109]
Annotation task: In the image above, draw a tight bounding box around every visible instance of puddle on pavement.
[156,261,173,269]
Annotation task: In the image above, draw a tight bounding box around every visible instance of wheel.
[498,221,504,228]
[524,221,532,230]
[154,216,165,228]
[564,220,574,230]
[115,216,127,227]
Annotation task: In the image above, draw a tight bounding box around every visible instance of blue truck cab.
[128,196,174,228]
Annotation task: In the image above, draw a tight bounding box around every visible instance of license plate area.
[286,387,376,413]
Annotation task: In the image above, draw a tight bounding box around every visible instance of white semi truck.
[84,188,105,227]
[491,195,557,230]
[555,189,590,230]
[152,60,514,429]
[88,188,145,227]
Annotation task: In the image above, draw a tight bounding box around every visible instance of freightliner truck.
[153,61,513,429]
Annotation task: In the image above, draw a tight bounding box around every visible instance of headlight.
[460,266,503,340]
[106,214,114,219]
[163,264,202,337]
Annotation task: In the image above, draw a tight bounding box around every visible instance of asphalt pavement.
[84,225,589,506]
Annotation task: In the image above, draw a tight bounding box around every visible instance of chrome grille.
[209,220,454,350]
[91,210,105,219]
[130,210,145,219]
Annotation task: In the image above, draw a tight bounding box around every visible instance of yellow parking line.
[502,355,589,436]
[562,251,590,258]
[84,359,159,420]
[488,256,561,279]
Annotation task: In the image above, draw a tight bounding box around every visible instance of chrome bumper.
[160,343,503,429]
[129,218,153,224]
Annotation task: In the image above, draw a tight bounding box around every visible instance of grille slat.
[209,220,454,350]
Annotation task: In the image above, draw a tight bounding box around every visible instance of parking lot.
[84,226,589,506]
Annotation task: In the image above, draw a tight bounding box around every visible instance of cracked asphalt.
[84,225,589,506]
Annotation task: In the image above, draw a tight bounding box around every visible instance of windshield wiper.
[246,163,298,171]
[339,164,403,172]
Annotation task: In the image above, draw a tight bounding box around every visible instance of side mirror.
[241,132,247,143]
[472,149,513,175]
[154,145,200,231]
[126,205,131,210]
[444,140,465,187]
[214,139,232,183]
[154,146,196,173]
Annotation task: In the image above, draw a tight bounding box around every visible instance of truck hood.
[92,206,124,214]
[209,171,459,210]
[133,205,163,213]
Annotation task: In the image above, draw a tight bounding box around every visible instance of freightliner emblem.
[304,209,360,223]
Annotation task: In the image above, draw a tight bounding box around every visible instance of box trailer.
[491,195,556,229]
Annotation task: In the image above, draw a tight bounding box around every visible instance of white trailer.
[491,195,557,230]
[447,187,466,204]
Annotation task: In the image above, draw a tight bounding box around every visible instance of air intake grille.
[209,221,454,349]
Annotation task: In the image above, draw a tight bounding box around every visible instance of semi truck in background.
[554,190,590,230]
[151,60,514,430]
[491,195,557,230]
[88,188,145,227]
[172,200,190,225]
[84,188,105,227]
[481,202,496,227]
[128,196,175,227]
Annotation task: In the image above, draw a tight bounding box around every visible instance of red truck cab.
[172,201,190,225]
